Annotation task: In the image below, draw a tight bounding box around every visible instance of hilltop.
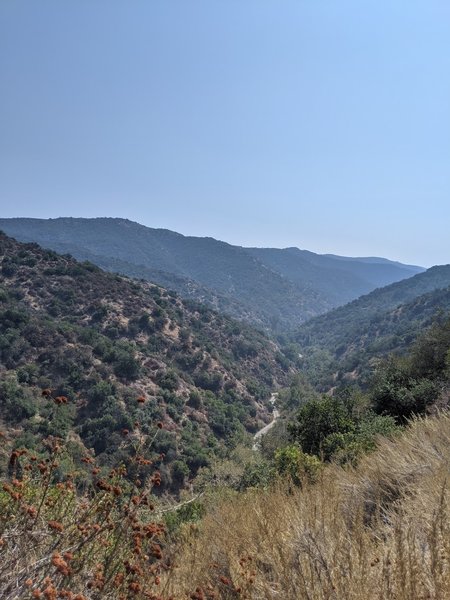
[0,217,424,331]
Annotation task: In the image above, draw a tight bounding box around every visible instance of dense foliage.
[371,318,450,421]
[0,233,292,491]
[280,318,450,475]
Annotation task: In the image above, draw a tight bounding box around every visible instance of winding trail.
[252,392,279,451]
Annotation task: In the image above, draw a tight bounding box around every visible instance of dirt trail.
[252,392,279,450]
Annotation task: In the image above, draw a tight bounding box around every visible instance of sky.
[0,1,449,267]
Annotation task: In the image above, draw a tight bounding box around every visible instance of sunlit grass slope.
[169,412,450,599]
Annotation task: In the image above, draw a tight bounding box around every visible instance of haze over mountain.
[0,217,424,332]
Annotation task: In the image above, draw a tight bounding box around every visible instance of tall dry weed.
[167,413,450,599]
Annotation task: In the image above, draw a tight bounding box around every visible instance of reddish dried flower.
[128,582,141,594]
[54,395,68,405]
[96,479,113,492]
[42,388,52,397]
[25,579,33,587]
[92,467,100,475]
[124,561,143,576]
[137,396,146,403]
[151,472,162,486]
[26,505,37,518]
[157,422,163,429]
[51,552,70,576]
[43,585,57,600]
[151,544,163,560]
[219,576,231,586]
[112,485,123,496]
[121,428,130,436]
[47,520,64,533]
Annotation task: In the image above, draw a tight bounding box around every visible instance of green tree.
[289,395,355,458]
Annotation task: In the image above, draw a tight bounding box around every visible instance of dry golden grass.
[167,413,450,599]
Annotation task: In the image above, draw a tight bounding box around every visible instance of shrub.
[112,349,141,380]
[274,445,322,485]
[0,392,168,599]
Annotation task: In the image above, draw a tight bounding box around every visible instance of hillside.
[167,412,450,599]
[293,265,450,388]
[247,246,422,306]
[1,305,448,598]
[0,232,292,490]
[0,217,423,332]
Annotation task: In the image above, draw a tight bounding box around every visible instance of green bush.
[274,445,322,486]
[112,349,141,380]
[0,377,37,423]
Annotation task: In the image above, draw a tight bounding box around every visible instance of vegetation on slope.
[1,244,449,598]
[243,316,450,490]
[3,400,447,599]
[0,217,423,332]
[0,233,292,490]
[292,265,450,389]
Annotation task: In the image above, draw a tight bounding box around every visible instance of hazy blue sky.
[1,1,449,266]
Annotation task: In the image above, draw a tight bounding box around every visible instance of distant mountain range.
[293,265,450,388]
[0,217,425,331]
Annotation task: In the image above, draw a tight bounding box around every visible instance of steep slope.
[0,217,423,331]
[0,233,292,489]
[293,265,450,388]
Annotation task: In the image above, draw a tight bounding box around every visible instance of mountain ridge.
[293,264,450,389]
[0,217,425,332]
